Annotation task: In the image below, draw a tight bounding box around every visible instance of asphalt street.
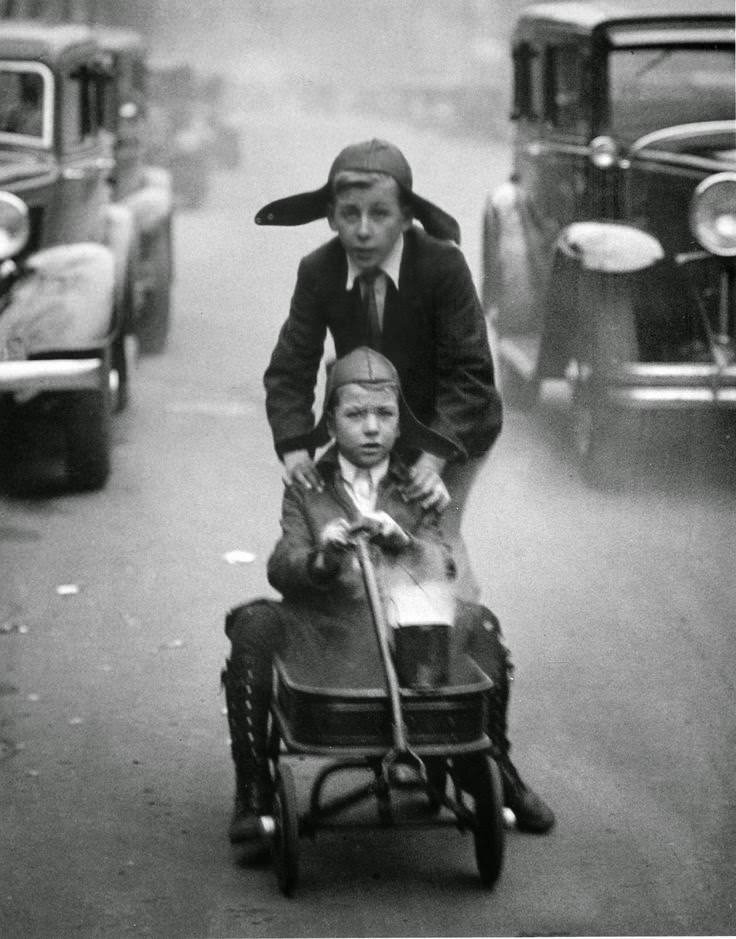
[1,101,735,938]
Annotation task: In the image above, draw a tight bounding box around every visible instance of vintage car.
[482,1,736,484]
[0,22,170,492]
[94,26,174,353]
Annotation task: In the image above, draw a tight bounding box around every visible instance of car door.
[537,40,591,234]
[49,57,113,247]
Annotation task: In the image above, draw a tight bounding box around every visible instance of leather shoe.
[228,772,274,844]
[499,758,555,834]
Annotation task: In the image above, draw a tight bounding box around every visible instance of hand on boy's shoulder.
[282,450,324,493]
[403,453,450,513]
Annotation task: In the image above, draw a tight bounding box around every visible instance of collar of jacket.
[317,445,411,489]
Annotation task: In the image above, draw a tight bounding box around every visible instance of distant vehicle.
[146,60,213,209]
[482,1,736,485]
[197,71,242,170]
[95,26,174,353]
[0,21,169,491]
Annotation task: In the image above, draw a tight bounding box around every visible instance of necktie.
[359,270,382,351]
[352,469,374,514]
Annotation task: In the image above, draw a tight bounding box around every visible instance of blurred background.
[0,0,528,142]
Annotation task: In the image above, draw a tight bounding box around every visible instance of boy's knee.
[225,598,285,658]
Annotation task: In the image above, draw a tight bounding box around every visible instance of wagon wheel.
[454,753,504,888]
[271,764,299,896]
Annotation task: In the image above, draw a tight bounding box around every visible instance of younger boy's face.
[328,175,411,273]
[327,383,400,468]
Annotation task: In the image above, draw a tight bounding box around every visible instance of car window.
[512,43,544,121]
[0,67,46,142]
[609,47,735,144]
[62,67,104,149]
[544,45,587,135]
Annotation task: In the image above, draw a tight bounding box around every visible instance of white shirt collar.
[337,453,390,490]
[345,233,404,291]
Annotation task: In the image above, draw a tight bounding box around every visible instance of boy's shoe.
[498,758,555,834]
[228,772,274,844]
[229,793,261,843]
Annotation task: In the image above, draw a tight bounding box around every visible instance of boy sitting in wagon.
[222,347,554,843]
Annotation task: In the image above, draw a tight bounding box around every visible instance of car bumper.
[607,363,736,408]
[0,358,104,396]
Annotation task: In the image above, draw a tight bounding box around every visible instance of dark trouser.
[441,454,490,603]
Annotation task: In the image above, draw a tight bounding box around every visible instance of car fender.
[122,166,174,236]
[556,221,664,274]
[104,203,136,317]
[483,179,549,332]
[536,223,664,378]
[0,243,116,357]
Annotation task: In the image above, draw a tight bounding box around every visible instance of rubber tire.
[572,392,634,489]
[62,388,111,492]
[455,754,505,889]
[480,205,498,313]
[271,764,299,897]
[570,268,641,489]
[499,355,537,412]
[111,331,129,413]
[137,226,172,355]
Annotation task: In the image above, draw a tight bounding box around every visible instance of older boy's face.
[327,383,400,468]
[328,175,411,273]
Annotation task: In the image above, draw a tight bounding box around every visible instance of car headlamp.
[690,172,736,257]
[0,192,30,261]
[589,136,619,170]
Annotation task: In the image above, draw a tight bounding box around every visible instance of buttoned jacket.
[264,226,502,462]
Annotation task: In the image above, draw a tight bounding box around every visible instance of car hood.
[630,121,736,171]
[0,150,55,189]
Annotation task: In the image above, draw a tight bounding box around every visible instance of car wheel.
[480,204,499,314]
[137,225,172,355]
[499,355,537,412]
[569,269,641,488]
[110,331,129,412]
[62,388,111,491]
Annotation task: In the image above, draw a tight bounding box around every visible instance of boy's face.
[327,383,400,468]
[328,175,411,273]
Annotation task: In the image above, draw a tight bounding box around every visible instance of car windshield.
[0,66,47,143]
[609,47,735,144]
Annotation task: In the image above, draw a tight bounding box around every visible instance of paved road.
[1,103,734,938]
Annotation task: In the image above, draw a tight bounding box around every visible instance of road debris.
[56,584,80,596]
[222,550,255,565]
[0,620,29,634]
[159,638,185,651]
[68,717,84,726]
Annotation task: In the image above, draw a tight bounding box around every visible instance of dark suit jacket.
[263,225,502,461]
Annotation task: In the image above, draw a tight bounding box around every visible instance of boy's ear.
[326,412,336,439]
